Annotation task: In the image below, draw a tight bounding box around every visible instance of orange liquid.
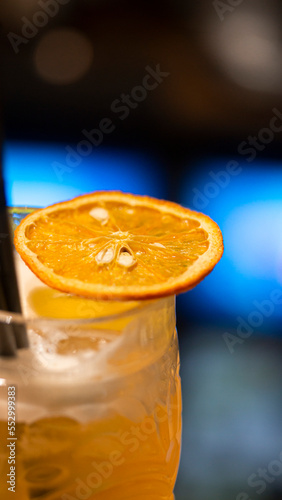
[0,379,181,500]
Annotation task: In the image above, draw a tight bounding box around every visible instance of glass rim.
[0,296,174,327]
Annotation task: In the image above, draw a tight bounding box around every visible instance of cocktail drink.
[0,256,180,500]
[0,193,223,500]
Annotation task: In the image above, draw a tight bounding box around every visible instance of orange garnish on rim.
[14,191,223,300]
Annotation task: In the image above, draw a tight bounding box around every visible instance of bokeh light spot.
[34,28,93,85]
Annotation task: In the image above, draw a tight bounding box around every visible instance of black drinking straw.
[0,279,17,356]
[0,157,29,356]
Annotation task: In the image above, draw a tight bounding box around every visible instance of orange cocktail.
[0,262,181,499]
[0,192,222,499]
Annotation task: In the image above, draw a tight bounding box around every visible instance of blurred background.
[1,1,282,499]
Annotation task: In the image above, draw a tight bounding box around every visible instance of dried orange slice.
[14,191,223,300]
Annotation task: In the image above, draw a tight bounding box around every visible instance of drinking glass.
[0,208,182,500]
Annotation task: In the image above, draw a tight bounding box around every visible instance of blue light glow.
[180,159,282,322]
[3,141,166,207]
[224,201,282,282]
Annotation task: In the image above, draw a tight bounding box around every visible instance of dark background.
[2,1,282,499]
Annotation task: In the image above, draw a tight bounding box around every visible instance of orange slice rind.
[14,191,223,300]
